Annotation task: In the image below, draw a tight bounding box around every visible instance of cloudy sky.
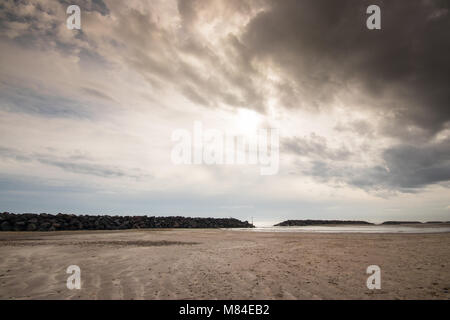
[0,0,449,224]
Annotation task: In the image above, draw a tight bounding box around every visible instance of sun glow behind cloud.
[233,108,262,136]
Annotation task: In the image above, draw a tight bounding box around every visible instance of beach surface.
[1,228,449,299]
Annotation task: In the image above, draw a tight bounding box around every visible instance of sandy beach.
[1,228,449,300]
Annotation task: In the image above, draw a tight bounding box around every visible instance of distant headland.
[274,220,449,226]
[274,220,374,226]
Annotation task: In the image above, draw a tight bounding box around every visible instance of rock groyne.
[0,212,254,231]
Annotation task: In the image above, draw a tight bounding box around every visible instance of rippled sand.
[1,229,449,299]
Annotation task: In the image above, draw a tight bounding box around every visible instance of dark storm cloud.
[168,0,450,140]
[282,134,352,161]
[381,140,450,189]
[300,138,450,192]
[235,0,450,191]
[3,0,448,132]
[240,0,450,137]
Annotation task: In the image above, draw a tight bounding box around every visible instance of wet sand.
[0,229,449,299]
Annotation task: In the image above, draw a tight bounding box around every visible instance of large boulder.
[1,221,12,231]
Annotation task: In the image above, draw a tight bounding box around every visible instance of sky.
[0,0,449,225]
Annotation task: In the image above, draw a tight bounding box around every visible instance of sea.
[228,225,450,234]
